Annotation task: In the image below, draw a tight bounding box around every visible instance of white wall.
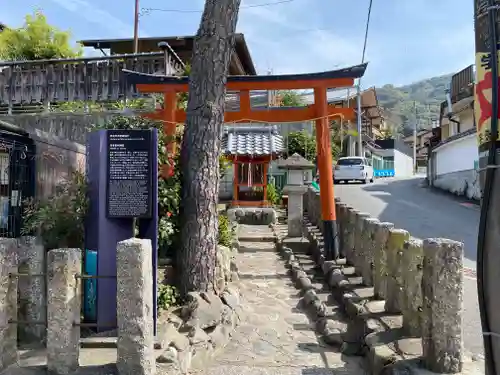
[434,133,478,176]
[394,150,413,177]
[373,149,393,158]
[431,132,481,200]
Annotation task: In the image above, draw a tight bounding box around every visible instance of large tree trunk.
[178,0,241,295]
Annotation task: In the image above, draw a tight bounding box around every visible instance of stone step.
[238,235,275,242]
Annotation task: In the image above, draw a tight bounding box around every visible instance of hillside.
[376,74,451,136]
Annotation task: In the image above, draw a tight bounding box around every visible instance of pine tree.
[177,0,241,295]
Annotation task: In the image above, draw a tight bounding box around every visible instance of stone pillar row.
[0,238,155,375]
[304,188,464,374]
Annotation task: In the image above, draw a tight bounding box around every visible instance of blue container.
[83,249,97,322]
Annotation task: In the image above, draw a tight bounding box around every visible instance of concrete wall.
[430,131,480,200]
[2,112,108,199]
[394,149,413,177]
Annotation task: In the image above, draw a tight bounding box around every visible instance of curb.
[298,218,423,375]
[271,225,344,347]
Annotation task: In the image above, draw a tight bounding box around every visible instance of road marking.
[460,202,480,210]
[395,199,427,211]
[465,267,477,279]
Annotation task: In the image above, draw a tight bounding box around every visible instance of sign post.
[106,130,153,219]
[85,128,158,334]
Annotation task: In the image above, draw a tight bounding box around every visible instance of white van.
[333,156,374,184]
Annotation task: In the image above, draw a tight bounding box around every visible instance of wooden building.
[78,34,257,76]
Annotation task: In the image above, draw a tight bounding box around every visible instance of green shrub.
[157,284,180,311]
[22,170,88,250]
[218,214,232,247]
[267,183,280,205]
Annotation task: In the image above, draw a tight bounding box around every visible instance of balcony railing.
[450,65,474,104]
[0,52,184,111]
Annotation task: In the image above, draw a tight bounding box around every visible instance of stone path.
[6,224,366,375]
[189,224,367,375]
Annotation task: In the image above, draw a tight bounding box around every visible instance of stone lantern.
[278,153,315,237]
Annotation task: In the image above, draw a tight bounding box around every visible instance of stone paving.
[189,224,367,375]
[6,224,366,375]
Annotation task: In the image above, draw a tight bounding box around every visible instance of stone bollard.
[401,238,424,337]
[360,218,380,286]
[47,248,82,375]
[302,189,311,214]
[421,239,463,373]
[334,198,344,258]
[0,238,19,372]
[17,236,46,342]
[337,203,348,258]
[384,229,410,314]
[344,208,359,265]
[372,222,394,300]
[353,212,371,275]
[117,238,155,375]
[308,190,314,225]
[314,192,321,229]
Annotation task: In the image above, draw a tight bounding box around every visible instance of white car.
[333,157,374,184]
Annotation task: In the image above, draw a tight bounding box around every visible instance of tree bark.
[177,0,241,295]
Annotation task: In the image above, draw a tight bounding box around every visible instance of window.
[238,163,264,185]
[337,158,363,166]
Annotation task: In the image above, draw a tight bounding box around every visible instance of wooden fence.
[0,52,184,110]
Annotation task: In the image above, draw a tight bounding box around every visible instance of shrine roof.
[222,125,284,157]
[123,63,368,88]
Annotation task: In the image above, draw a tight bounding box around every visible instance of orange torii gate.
[124,63,367,260]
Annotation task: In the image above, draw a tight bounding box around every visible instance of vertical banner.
[474,0,500,148]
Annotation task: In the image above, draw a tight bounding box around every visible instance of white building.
[427,65,481,200]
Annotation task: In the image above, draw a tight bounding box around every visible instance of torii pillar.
[314,87,338,261]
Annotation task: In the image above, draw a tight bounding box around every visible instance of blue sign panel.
[374,169,395,178]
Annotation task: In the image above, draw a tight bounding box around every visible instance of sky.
[1,0,476,88]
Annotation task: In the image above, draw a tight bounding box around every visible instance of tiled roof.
[222,125,284,156]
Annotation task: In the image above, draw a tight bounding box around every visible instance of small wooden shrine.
[221,125,284,207]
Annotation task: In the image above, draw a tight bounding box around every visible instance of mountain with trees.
[375,74,452,136]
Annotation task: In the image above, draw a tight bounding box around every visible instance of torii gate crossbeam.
[124,63,368,260]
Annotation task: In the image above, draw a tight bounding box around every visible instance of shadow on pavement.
[352,178,479,266]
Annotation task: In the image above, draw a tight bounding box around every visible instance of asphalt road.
[335,176,483,358]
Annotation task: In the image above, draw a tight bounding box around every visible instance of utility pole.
[356,83,363,157]
[413,101,417,174]
[133,0,140,54]
[474,1,500,374]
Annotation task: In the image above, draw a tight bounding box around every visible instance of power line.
[140,0,296,16]
[356,0,374,156]
[360,0,373,65]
